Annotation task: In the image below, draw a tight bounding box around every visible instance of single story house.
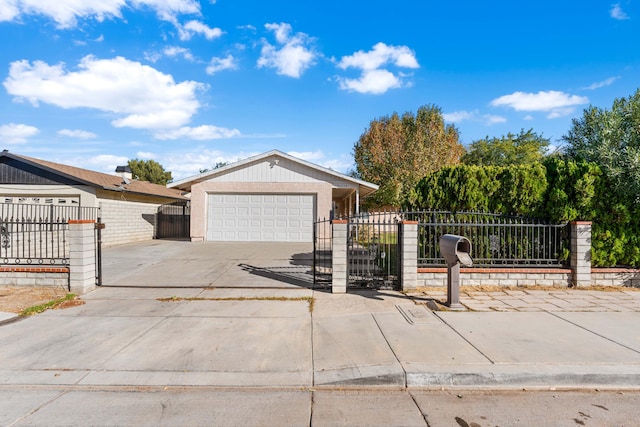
[169,150,378,242]
[0,150,186,246]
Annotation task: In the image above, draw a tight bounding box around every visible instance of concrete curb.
[0,311,19,326]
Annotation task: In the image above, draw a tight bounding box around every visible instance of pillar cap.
[68,219,96,224]
[570,221,592,225]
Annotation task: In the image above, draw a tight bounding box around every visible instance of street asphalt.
[1,240,639,425]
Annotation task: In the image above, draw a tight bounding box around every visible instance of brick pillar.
[68,220,97,294]
[571,221,592,287]
[399,221,418,291]
[331,220,348,293]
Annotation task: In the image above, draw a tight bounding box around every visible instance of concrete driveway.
[101,240,317,289]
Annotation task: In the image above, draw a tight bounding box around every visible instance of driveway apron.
[101,240,315,289]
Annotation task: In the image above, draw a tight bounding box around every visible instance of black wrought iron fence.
[0,203,100,265]
[402,210,569,267]
[0,203,99,222]
[313,217,333,285]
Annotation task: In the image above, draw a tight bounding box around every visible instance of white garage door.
[206,194,314,242]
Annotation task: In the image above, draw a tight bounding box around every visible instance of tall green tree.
[461,129,550,166]
[354,104,463,207]
[562,88,640,203]
[127,159,172,185]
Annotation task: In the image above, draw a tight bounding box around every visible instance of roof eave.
[168,149,379,193]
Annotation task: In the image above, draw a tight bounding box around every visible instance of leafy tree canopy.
[461,128,550,166]
[562,88,640,203]
[354,104,463,207]
[127,159,172,185]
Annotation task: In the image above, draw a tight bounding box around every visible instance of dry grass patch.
[0,286,78,314]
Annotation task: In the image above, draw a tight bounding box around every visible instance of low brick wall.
[417,267,640,288]
[591,268,640,287]
[0,267,69,288]
[417,268,572,288]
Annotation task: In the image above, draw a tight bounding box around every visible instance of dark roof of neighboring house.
[0,151,186,200]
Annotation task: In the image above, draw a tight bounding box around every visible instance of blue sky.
[0,1,638,180]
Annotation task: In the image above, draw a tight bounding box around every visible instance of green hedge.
[409,157,640,267]
[410,163,547,216]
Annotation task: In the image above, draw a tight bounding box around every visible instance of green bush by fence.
[409,157,640,267]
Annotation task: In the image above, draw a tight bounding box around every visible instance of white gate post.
[571,221,592,287]
[331,219,348,293]
[399,221,418,291]
[68,220,97,294]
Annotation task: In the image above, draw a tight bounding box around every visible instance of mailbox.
[439,234,472,310]
[439,234,473,267]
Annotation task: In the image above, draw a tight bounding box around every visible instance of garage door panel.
[207,193,314,242]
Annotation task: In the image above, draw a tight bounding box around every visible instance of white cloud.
[3,56,203,130]
[443,110,475,123]
[206,54,237,75]
[490,90,588,118]
[178,20,223,40]
[337,42,419,71]
[286,150,352,173]
[136,151,157,159]
[443,110,506,126]
[164,46,194,61]
[164,149,259,179]
[82,154,129,174]
[154,125,241,140]
[338,69,401,95]
[336,42,419,95]
[58,129,97,139]
[0,0,201,28]
[484,115,507,125]
[319,157,353,173]
[0,123,39,144]
[257,22,317,78]
[582,76,620,90]
[610,3,630,20]
[287,150,324,161]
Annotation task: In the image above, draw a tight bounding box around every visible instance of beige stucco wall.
[190,181,333,241]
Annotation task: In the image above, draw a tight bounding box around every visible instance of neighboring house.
[169,150,378,242]
[0,150,186,246]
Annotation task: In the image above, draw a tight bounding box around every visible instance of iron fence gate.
[156,200,190,239]
[313,217,332,287]
[347,213,400,289]
[313,215,401,289]
[95,217,104,286]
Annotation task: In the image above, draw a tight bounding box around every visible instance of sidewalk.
[1,285,639,390]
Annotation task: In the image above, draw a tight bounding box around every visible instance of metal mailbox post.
[439,234,473,310]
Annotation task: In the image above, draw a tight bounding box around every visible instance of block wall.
[0,267,69,288]
[99,199,160,246]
